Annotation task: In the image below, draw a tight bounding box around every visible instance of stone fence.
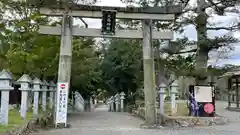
[73,91,85,112]
[0,69,57,125]
[107,92,126,112]
[0,69,90,134]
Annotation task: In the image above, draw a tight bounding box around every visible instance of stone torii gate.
[36,2,182,128]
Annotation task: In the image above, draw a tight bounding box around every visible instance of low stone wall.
[4,112,53,135]
[132,108,228,128]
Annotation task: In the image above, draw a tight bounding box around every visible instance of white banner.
[56,82,69,124]
[194,86,212,102]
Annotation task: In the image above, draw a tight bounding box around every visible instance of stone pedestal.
[33,78,42,116]
[42,80,49,112]
[18,74,32,119]
[170,80,179,114]
[110,96,114,112]
[120,92,125,112]
[158,83,166,114]
[115,94,120,112]
[48,81,56,109]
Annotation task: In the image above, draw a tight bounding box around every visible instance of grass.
[0,102,53,134]
[164,102,188,116]
[0,109,34,133]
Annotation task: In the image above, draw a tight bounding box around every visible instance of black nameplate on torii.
[101,10,116,36]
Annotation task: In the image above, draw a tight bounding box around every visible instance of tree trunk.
[195,1,209,85]
[195,49,208,85]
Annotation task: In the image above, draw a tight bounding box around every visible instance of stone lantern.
[0,69,14,124]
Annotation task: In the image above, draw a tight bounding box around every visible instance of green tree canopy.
[0,1,102,96]
[101,39,143,97]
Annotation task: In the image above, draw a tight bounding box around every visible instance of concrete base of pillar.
[115,104,121,112]
[121,108,124,112]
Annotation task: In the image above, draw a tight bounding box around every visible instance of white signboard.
[194,86,212,102]
[56,82,69,124]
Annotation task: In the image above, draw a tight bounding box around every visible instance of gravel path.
[30,103,240,135]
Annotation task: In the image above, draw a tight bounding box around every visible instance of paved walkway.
[31,104,240,135]
[215,101,240,122]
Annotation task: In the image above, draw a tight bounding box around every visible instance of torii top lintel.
[49,4,182,14]
[27,0,183,14]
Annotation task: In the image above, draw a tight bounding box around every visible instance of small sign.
[204,103,214,114]
[56,82,69,124]
[194,86,212,102]
[60,84,65,89]
[101,10,116,35]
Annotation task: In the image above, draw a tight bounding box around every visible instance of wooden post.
[228,78,231,107]
[236,77,239,108]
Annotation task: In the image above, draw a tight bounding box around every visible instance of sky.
[74,0,240,67]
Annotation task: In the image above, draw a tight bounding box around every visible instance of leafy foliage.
[0,1,102,95]
[71,38,102,94]
[100,39,143,97]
